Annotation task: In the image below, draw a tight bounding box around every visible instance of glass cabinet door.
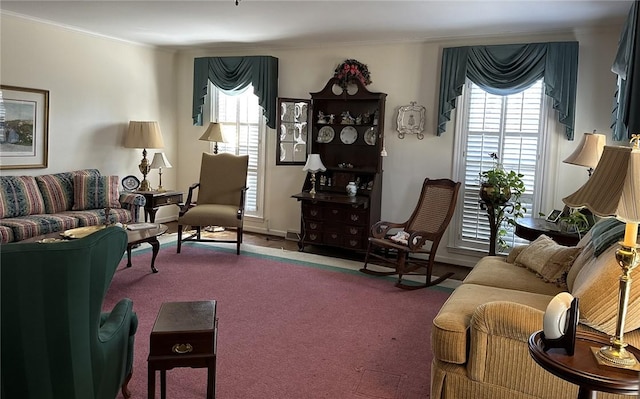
[276,98,311,165]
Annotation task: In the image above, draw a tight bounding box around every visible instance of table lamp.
[199,122,227,154]
[563,131,606,177]
[124,121,165,191]
[302,154,326,195]
[563,136,640,369]
[149,152,172,192]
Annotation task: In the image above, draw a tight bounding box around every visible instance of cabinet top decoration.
[333,59,372,90]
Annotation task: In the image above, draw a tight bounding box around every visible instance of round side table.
[528,330,640,399]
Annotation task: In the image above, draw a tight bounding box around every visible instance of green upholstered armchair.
[0,227,137,399]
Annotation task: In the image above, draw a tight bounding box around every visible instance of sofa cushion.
[431,283,554,364]
[463,256,565,296]
[572,241,640,335]
[61,208,132,226]
[0,176,46,219]
[0,225,14,243]
[35,169,99,214]
[0,214,79,241]
[513,235,582,287]
[72,175,121,211]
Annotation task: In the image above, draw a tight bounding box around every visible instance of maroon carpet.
[104,243,451,399]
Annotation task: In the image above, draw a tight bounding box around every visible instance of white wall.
[2,13,624,266]
[176,25,624,267]
[1,14,178,221]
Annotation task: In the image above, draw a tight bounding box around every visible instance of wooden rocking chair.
[360,178,461,289]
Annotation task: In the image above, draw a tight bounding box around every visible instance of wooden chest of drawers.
[294,193,375,251]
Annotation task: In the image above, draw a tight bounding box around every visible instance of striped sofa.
[0,169,145,243]
[431,219,640,399]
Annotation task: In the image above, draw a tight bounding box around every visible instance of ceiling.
[0,1,633,50]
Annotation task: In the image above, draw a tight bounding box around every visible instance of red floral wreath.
[333,59,372,89]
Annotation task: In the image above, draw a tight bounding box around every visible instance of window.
[452,79,546,253]
[209,84,265,219]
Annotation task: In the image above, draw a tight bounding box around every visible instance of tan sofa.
[431,219,640,399]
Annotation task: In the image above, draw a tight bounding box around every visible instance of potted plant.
[479,153,527,254]
[558,209,590,238]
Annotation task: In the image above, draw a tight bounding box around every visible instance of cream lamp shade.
[149,152,172,192]
[302,154,326,196]
[124,121,165,191]
[199,122,227,154]
[302,154,326,173]
[562,141,640,369]
[563,131,606,176]
[124,121,165,149]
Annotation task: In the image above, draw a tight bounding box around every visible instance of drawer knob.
[310,223,317,229]
[172,343,193,354]
[332,210,338,215]
[351,215,359,221]
[310,234,317,240]
[311,210,318,216]
[350,228,358,234]
[331,233,338,239]
[349,240,358,247]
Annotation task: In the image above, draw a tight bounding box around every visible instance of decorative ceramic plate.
[122,175,140,191]
[364,127,377,146]
[61,225,106,239]
[317,126,335,143]
[340,126,358,144]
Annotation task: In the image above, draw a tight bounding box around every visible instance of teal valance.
[193,56,279,129]
[611,1,639,141]
[437,42,579,139]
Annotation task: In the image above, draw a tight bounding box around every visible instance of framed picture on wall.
[0,85,49,169]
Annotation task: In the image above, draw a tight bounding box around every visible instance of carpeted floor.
[105,240,452,399]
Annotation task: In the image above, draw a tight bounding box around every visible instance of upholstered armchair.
[1,227,137,399]
[177,152,249,255]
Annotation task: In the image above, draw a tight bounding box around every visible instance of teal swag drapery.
[437,42,579,139]
[611,1,639,141]
[192,56,279,129]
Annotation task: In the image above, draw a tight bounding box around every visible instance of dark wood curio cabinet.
[290,77,387,251]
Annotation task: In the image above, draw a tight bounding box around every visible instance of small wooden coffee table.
[125,223,168,273]
[148,301,218,399]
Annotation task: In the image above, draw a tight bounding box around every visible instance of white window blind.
[454,79,545,252]
[211,85,265,218]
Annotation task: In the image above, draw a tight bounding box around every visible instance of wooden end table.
[515,217,580,246]
[126,223,168,273]
[528,330,640,398]
[148,301,218,399]
[135,190,184,223]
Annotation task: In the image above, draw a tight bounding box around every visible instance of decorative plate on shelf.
[317,126,335,143]
[364,127,377,146]
[340,126,358,144]
[122,175,140,191]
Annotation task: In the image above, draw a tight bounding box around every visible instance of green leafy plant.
[479,153,527,252]
[559,209,590,237]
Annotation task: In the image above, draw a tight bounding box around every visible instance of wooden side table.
[528,330,640,398]
[515,217,580,246]
[135,191,183,223]
[148,301,217,399]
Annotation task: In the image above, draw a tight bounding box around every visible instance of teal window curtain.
[437,42,579,139]
[611,1,639,141]
[192,56,279,129]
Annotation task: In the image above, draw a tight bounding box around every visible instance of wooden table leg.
[160,369,166,399]
[148,367,155,399]
[207,361,215,399]
[149,237,160,273]
[127,245,133,267]
[577,387,597,399]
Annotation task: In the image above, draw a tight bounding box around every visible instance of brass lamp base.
[309,172,318,195]
[139,179,151,192]
[591,346,640,370]
[591,243,640,370]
